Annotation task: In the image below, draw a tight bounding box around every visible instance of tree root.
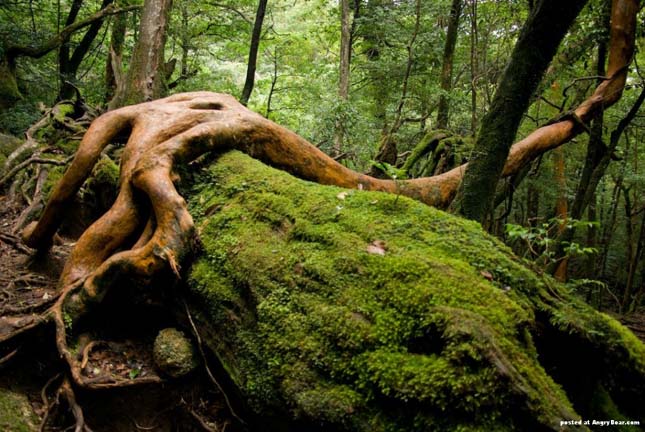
[39,375,93,432]
[183,297,244,425]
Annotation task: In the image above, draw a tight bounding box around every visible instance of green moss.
[55,138,79,155]
[0,388,38,431]
[88,156,120,187]
[0,63,22,108]
[153,328,199,378]
[52,103,75,123]
[187,151,645,431]
[42,166,66,200]
[0,133,21,168]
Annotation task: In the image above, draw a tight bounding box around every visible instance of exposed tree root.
[183,297,244,425]
[39,375,93,432]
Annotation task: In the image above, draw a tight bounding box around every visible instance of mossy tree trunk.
[459,0,588,223]
[436,0,463,130]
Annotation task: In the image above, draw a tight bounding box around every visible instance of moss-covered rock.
[0,132,22,168]
[186,151,645,431]
[153,328,199,378]
[0,387,38,431]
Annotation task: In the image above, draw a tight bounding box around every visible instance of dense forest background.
[2,0,644,315]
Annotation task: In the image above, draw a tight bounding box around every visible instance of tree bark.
[553,146,568,281]
[332,0,352,156]
[436,0,463,130]
[240,0,268,106]
[469,0,478,134]
[459,0,588,222]
[598,174,622,279]
[58,0,114,101]
[105,12,127,102]
[108,0,173,109]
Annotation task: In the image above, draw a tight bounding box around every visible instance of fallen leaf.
[367,240,387,256]
[480,270,494,281]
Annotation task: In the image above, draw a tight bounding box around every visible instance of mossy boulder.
[0,387,38,431]
[186,151,645,431]
[153,328,199,378]
[0,132,22,168]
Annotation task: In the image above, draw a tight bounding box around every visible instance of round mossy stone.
[0,388,39,431]
[153,328,199,378]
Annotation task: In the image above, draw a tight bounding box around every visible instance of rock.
[0,133,22,167]
[0,387,39,431]
[153,328,198,378]
[186,151,645,431]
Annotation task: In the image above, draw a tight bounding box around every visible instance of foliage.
[505,217,599,267]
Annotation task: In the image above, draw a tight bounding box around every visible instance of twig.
[183,401,219,432]
[80,341,102,369]
[0,231,33,254]
[0,155,73,189]
[182,298,245,426]
[562,75,610,99]
[0,348,19,367]
[60,378,93,432]
[39,373,62,432]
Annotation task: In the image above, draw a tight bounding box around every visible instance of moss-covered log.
[187,151,645,432]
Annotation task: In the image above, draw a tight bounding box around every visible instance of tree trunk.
[553,146,568,281]
[240,0,268,106]
[332,0,352,156]
[108,0,172,109]
[105,12,127,102]
[58,0,84,97]
[526,180,539,228]
[436,0,463,130]
[58,0,114,101]
[459,0,588,222]
[624,213,645,312]
[598,175,622,279]
[469,0,478,134]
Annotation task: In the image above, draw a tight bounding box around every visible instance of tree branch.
[5,4,140,62]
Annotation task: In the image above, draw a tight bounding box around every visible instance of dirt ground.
[0,195,239,431]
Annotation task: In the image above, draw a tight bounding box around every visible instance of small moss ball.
[153,328,199,378]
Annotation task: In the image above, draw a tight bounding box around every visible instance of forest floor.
[0,195,238,431]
